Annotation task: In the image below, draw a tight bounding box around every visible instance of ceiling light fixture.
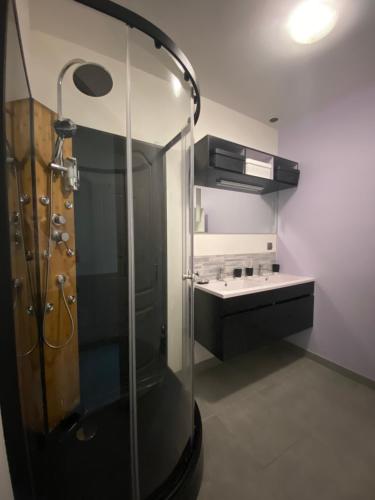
[287,0,338,44]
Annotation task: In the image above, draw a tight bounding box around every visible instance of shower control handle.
[52,213,67,225]
[182,271,199,282]
[52,230,70,244]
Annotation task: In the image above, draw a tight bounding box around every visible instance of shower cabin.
[0,1,202,499]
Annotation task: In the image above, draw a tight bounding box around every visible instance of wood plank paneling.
[5,99,44,433]
[33,100,80,430]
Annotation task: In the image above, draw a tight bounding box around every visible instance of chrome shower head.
[72,63,113,97]
[56,59,113,120]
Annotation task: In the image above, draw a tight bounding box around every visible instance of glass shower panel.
[3,4,45,493]
[127,28,195,499]
[4,1,134,497]
[2,1,202,498]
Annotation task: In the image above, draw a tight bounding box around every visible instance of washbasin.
[195,273,314,299]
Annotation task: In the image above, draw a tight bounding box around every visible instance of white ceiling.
[119,0,375,125]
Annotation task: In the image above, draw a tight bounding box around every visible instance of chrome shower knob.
[39,195,50,206]
[56,274,66,285]
[52,213,67,225]
[52,230,70,243]
[46,303,54,313]
[13,278,22,289]
[67,295,76,305]
[12,212,20,224]
[20,193,30,204]
[14,231,22,245]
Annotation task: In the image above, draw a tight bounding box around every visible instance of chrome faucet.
[217,267,225,281]
[258,264,271,276]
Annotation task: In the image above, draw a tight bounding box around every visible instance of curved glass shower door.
[1,1,200,499]
[127,28,195,499]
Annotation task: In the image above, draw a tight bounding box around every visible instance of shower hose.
[7,140,39,358]
[42,138,75,350]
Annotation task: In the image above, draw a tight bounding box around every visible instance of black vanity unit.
[195,282,314,361]
[195,135,299,194]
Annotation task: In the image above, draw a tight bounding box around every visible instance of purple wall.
[278,84,375,382]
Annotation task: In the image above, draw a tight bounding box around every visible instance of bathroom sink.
[253,274,292,283]
[195,273,314,299]
[200,279,259,291]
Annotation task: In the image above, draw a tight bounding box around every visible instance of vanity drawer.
[221,306,271,360]
[269,295,314,340]
[221,282,314,316]
[273,282,314,303]
[221,289,274,315]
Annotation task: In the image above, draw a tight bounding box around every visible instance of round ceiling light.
[287,1,338,44]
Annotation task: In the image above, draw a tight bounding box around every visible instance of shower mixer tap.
[52,213,66,226]
[52,230,70,244]
[52,230,74,257]
[50,156,79,192]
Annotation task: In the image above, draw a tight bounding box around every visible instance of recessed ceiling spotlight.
[287,0,338,44]
[269,117,279,123]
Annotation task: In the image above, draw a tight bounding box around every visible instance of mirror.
[194,186,277,234]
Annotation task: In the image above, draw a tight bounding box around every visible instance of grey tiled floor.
[194,341,375,500]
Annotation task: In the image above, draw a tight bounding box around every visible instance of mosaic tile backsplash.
[194,252,277,280]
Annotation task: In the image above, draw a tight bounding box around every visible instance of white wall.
[196,96,277,153]
[195,234,276,256]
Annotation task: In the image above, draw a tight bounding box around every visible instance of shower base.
[43,368,202,500]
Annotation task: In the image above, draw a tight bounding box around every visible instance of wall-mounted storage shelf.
[194,135,300,194]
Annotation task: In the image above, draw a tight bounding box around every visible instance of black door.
[73,126,165,411]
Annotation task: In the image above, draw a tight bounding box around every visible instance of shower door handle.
[182,271,199,282]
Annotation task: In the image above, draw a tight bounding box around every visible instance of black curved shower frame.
[0,1,203,499]
[74,0,201,124]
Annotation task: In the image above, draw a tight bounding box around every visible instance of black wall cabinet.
[195,135,300,194]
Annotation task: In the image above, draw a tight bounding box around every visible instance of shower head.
[72,63,113,97]
[57,59,113,120]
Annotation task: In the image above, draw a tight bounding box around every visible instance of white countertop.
[194,273,315,299]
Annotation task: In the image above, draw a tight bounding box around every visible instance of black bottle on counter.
[233,268,242,278]
[245,267,253,277]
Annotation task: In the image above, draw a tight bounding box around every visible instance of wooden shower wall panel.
[5,99,44,433]
[33,99,80,430]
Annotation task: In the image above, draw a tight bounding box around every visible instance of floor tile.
[216,392,307,467]
[197,416,261,500]
[257,434,375,500]
[195,342,375,500]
